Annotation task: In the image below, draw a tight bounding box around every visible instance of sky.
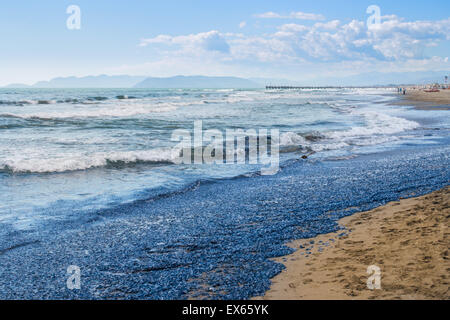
[0,0,449,85]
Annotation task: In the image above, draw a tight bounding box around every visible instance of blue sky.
[0,0,449,85]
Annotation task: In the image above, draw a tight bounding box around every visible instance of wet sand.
[257,187,449,300]
[393,89,450,110]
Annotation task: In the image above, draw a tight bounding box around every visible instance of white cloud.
[134,14,450,80]
[269,17,450,61]
[239,21,247,29]
[313,20,340,30]
[255,11,325,21]
[254,11,283,19]
[229,36,300,62]
[140,16,450,62]
[364,17,450,59]
[289,11,325,21]
[278,24,309,33]
[139,30,230,53]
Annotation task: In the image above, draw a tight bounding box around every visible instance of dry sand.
[394,89,450,110]
[256,187,449,300]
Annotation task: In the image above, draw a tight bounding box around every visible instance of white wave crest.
[0,148,180,173]
[0,102,183,120]
[326,111,419,139]
[280,132,308,146]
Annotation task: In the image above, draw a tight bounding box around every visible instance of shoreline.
[1,88,449,299]
[392,88,450,110]
[256,187,449,300]
[2,145,448,299]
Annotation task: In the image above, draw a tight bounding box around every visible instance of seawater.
[0,87,449,230]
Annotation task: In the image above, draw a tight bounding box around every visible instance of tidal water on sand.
[0,88,449,299]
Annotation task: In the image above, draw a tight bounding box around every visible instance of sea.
[0,87,449,299]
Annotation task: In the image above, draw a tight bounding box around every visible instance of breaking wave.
[0,148,180,173]
[279,109,419,153]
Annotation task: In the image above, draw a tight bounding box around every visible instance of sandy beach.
[394,88,450,110]
[257,187,449,300]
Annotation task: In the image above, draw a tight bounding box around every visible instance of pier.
[266,86,344,90]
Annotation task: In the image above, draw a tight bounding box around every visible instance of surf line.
[171,120,280,175]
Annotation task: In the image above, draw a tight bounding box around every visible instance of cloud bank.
[254,11,326,21]
[133,13,450,82]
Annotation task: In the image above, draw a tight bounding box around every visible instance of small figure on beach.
[403,88,406,95]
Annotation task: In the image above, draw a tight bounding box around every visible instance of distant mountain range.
[3,75,262,89]
[2,71,448,88]
[134,76,260,88]
[32,75,146,88]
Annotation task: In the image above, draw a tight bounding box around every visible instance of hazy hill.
[134,76,261,89]
[2,71,448,88]
[2,83,31,88]
[32,75,146,88]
